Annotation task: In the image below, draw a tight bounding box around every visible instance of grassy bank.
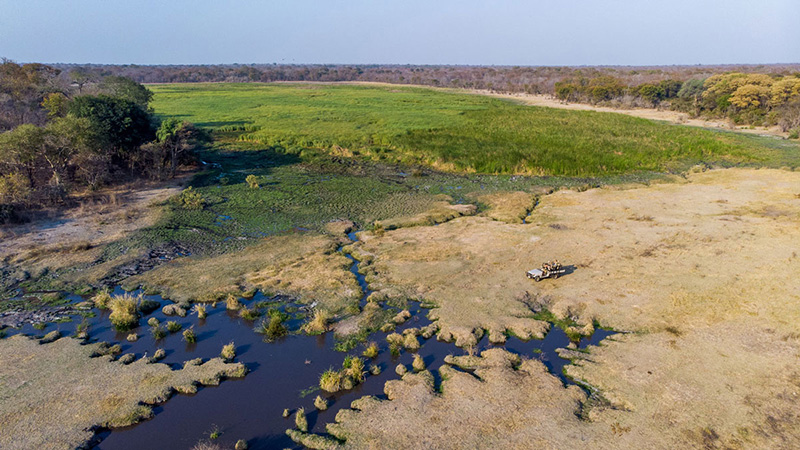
[150,83,800,176]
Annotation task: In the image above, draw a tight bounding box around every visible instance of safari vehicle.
[526,261,565,281]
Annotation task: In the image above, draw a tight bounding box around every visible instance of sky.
[1,0,798,66]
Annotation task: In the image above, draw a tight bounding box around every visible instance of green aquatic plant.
[319,368,342,392]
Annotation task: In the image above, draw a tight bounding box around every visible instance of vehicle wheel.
[554,274,559,279]
[534,276,540,282]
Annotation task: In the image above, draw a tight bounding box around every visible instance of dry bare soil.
[313,168,800,449]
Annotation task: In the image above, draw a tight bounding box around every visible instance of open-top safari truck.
[526,260,565,282]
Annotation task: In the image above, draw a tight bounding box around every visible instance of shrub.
[221,342,236,361]
[182,326,197,343]
[295,408,308,432]
[362,342,379,359]
[314,395,328,411]
[245,174,259,189]
[109,294,140,331]
[412,354,426,372]
[319,368,342,392]
[176,186,205,210]
[166,321,182,333]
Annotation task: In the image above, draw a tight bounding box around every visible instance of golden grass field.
[0,335,245,449]
[309,168,800,449]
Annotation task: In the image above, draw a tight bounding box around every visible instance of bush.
[176,186,205,210]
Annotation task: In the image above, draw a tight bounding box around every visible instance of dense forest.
[52,62,800,133]
[0,59,204,222]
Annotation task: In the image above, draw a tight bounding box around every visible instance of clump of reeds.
[127,333,138,342]
[149,348,166,363]
[166,321,182,333]
[295,408,308,432]
[343,356,366,383]
[193,304,208,319]
[182,326,197,343]
[319,368,342,392]
[412,354,426,372]
[221,342,236,362]
[246,174,260,189]
[256,312,287,341]
[362,342,379,359]
[91,290,113,309]
[314,395,328,411]
[395,364,407,376]
[118,353,136,365]
[147,317,159,327]
[109,293,141,331]
[226,294,242,311]
[303,309,330,335]
[282,408,291,418]
[235,440,248,450]
[239,307,260,321]
[369,364,381,375]
[151,324,167,340]
[403,333,420,351]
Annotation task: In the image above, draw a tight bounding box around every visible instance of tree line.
[0,59,205,223]
[53,62,800,135]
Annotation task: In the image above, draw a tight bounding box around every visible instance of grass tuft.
[182,326,197,343]
[221,342,236,362]
[295,407,308,432]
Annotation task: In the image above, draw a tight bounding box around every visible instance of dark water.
[5,233,617,449]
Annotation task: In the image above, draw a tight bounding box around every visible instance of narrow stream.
[3,231,616,449]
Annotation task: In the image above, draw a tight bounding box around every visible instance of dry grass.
[108,293,141,331]
[130,233,361,314]
[472,191,537,224]
[375,196,477,230]
[0,334,246,449]
[323,168,800,449]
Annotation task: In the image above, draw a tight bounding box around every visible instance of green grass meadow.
[150,83,800,176]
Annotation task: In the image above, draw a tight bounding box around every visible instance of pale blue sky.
[1,0,798,65]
